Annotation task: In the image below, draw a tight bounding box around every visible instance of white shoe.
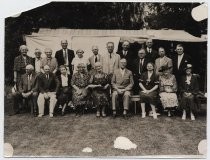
[142,112,146,118]
[49,113,53,118]
[191,114,195,121]
[153,113,157,119]
[182,114,186,120]
[38,114,43,117]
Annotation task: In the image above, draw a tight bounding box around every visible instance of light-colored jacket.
[155,56,173,75]
[88,54,103,69]
[102,52,120,74]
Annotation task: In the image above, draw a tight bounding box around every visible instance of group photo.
[4,1,207,158]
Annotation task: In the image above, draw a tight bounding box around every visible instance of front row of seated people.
[12,58,199,120]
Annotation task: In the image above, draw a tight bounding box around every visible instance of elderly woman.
[71,49,90,74]
[139,62,159,119]
[159,65,179,117]
[180,64,199,120]
[71,63,90,116]
[89,62,110,117]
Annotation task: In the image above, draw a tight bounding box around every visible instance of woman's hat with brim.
[184,64,193,70]
[159,65,172,72]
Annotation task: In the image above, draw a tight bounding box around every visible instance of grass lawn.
[4,109,206,157]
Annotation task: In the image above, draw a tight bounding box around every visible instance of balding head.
[61,40,68,49]
[44,48,53,58]
[92,45,99,55]
[122,41,130,51]
[120,58,127,69]
[43,65,50,74]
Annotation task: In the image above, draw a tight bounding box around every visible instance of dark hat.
[159,65,172,72]
[184,64,193,70]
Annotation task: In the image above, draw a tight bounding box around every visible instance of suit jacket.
[18,72,38,93]
[132,57,150,79]
[155,56,173,75]
[37,72,60,93]
[55,49,75,75]
[179,74,199,95]
[117,50,134,70]
[111,68,134,91]
[88,54,103,69]
[172,53,192,82]
[103,52,120,74]
[145,48,158,63]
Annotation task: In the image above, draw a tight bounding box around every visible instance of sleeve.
[139,73,145,83]
[13,57,18,71]
[111,72,117,90]
[18,75,24,93]
[89,75,94,84]
[71,74,76,86]
[154,74,159,85]
[159,76,164,92]
[125,71,134,91]
[71,58,75,65]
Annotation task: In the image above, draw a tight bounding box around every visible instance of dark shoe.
[61,111,65,116]
[123,114,128,119]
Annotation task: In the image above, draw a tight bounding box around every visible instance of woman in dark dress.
[180,64,199,120]
[71,63,90,116]
[89,62,110,117]
[139,62,159,119]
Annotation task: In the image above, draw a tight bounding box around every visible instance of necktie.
[95,56,98,63]
[46,74,49,80]
[27,75,31,91]
[139,59,143,74]
[110,53,112,59]
[64,49,67,64]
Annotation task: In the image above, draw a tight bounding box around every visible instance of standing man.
[132,48,150,94]
[117,41,134,70]
[37,65,60,117]
[55,40,75,75]
[172,44,192,86]
[155,47,173,76]
[145,39,158,63]
[40,48,58,74]
[13,45,33,85]
[102,42,120,77]
[88,45,103,70]
[111,58,134,118]
[33,48,42,74]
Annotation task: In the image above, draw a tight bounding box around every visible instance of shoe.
[61,111,65,116]
[142,112,146,118]
[182,114,186,120]
[153,114,157,119]
[112,111,116,119]
[102,112,106,117]
[191,114,195,121]
[96,111,100,117]
[49,113,53,118]
[168,111,171,117]
[38,114,43,117]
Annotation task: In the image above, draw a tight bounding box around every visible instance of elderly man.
[37,65,60,117]
[155,47,173,76]
[145,38,158,63]
[11,64,38,116]
[55,40,75,75]
[117,41,134,70]
[103,42,120,77]
[111,58,134,118]
[40,48,58,74]
[13,45,33,84]
[88,45,103,70]
[32,48,42,74]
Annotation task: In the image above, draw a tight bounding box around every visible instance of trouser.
[37,92,57,115]
[112,90,131,110]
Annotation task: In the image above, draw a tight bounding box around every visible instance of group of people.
[11,39,200,120]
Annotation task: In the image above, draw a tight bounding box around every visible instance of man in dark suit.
[145,39,158,63]
[37,65,60,117]
[131,48,150,94]
[11,64,38,116]
[55,40,75,75]
[172,44,192,87]
[117,41,134,70]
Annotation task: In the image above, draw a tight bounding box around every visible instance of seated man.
[37,65,60,117]
[11,64,38,116]
[111,58,134,117]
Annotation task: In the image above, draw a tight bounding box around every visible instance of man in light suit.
[102,42,120,77]
[111,58,134,118]
[11,64,38,116]
[155,47,173,76]
[88,45,103,70]
[55,40,75,75]
[37,65,60,117]
[145,38,158,63]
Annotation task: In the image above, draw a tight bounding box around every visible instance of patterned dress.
[90,72,110,107]
[139,72,159,105]
[71,72,90,106]
[159,74,179,109]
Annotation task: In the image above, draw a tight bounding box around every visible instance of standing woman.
[159,65,179,117]
[71,63,90,116]
[180,64,199,120]
[139,62,159,119]
[89,62,110,117]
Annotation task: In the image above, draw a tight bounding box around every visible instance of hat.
[159,65,172,72]
[184,64,193,70]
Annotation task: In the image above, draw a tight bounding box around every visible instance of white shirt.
[120,68,125,77]
[159,56,165,66]
[61,74,68,87]
[147,47,152,53]
[63,49,69,65]
[123,50,127,56]
[35,58,41,73]
[177,53,184,69]
[71,56,90,74]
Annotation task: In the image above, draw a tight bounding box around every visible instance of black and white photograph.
[3,1,208,158]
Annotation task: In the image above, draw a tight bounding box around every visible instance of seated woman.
[180,64,199,120]
[71,63,90,116]
[139,62,159,119]
[57,65,72,116]
[159,65,179,117]
[89,62,110,117]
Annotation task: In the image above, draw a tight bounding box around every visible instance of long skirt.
[180,94,198,112]
[72,88,90,107]
[159,92,179,109]
[92,90,109,108]
[140,91,158,105]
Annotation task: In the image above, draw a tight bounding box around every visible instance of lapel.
[179,54,187,69]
